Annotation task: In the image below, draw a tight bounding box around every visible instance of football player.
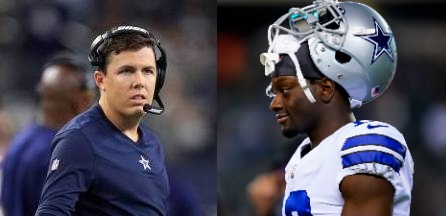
[260,1,414,215]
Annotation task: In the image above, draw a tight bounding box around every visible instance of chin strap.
[349,98,362,109]
[287,52,316,103]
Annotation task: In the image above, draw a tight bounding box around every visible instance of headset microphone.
[143,104,152,112]
[142,95,165,115]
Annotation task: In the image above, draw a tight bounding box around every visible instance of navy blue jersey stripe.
[342,134,406,158]
[342,150,403,172]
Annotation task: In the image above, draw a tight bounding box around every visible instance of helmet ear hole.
[335,51,351,64]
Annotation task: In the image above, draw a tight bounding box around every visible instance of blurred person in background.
[1,53,94,216]
[0,109,15,215]
[259,1,413,215]
[247,167,284,216]
[246,139,298,216]
[36,25,170,215]
[0,110,15,163]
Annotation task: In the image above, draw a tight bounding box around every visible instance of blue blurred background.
[0,0,216,215]
[218,0,446,215]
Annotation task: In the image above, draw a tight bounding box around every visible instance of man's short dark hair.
[96,33,156,73]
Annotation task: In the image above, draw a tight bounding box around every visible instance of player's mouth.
[130,94,146,104]
[276,113,289,124]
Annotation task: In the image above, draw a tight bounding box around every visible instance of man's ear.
[316,78,335,103]
[94,71,105,91]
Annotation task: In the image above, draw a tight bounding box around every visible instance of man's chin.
[134,107,146,116]
[282,127,299,138]
[125,106,145,117]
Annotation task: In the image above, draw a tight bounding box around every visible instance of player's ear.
[317,78,335,103]
[94,70,106,92]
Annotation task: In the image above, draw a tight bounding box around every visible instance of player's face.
[269,76,317,138]
[39,65,90,128]
[96,46,157,117]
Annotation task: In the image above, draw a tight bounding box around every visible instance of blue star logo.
[361,18,394,64]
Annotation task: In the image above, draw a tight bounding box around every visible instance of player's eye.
[142,68,155,75]
[280,87,292,96]
[119,68,133,74]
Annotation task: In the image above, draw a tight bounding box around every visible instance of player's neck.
[99,100,141,142]
[308,112,355,149]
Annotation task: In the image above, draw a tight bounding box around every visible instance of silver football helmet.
[261,0,397,108]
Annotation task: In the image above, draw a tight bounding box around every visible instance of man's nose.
[270,96,283,112]
[133,71,145,89]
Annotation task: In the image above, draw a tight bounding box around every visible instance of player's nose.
[133,71,146,89]
[270,97,283,112]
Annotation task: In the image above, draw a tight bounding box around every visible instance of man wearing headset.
[36,26,170,215]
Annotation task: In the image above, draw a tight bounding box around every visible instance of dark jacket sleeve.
[35,130,95,216]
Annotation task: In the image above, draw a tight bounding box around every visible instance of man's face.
[96,46,157,117]
[40,65,80,114]
[269,76,316,138]
[39,65,93,128]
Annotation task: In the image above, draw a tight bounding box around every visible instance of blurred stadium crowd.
[218,0,446,216]
[0,0,216,215]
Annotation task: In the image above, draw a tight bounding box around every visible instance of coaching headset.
[88,25,167,115]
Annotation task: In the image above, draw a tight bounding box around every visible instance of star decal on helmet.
[361,18,394,64]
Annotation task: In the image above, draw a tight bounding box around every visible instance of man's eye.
[282,88,291,94]
[120,69,132,73]
[143,69,155,75]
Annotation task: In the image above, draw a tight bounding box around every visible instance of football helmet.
[261,0,397,108]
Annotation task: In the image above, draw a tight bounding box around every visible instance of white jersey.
[282,120,414,216]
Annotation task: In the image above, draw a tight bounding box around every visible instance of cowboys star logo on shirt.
[361,17,394,64]
[139,155,151,171]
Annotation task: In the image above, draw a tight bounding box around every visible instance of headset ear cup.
[89,52,100,67]
[155,74,161,96]
[89,34,104,67]
[155,63,165,95]
[154,44,167,96]
[88,50,97,66]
